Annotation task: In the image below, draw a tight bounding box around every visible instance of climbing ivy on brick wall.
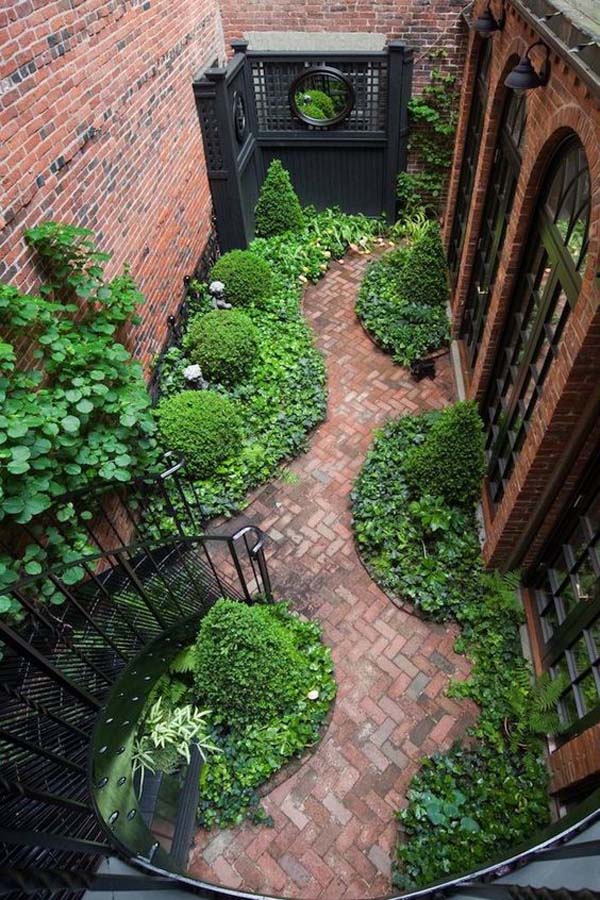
[398,65,460,216]
[0,223,158,615]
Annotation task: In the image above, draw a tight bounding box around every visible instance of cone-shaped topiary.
[403,400,485,509]
[396,221,449,308]
[255,159,305,238]
[210,250,274,308]
[156,390,243,477]
[185,309,259,386]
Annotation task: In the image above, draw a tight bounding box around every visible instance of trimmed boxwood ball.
[210,250,274,308]
[255,159,305,238]
[193,598,309,730]
[403,400,485,509]
[185,310,259,386]
[155,390,243,478]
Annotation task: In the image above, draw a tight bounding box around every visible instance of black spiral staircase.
[0,461,599,900]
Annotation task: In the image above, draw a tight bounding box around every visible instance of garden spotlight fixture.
[473,0,506,37]
[505,41,550,92]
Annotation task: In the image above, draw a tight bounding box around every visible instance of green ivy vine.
[398,65,460,216]
[0,223,158,616]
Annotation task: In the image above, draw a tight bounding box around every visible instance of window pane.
[448,40,492,275]
[483,137,589,506]
[461,89,526,366]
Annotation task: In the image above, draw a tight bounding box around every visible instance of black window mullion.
[486,267,560,480]
[482,137,590,506]
[448,39,491,276]
[460,91,525,364]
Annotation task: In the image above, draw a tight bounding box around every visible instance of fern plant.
[506,669,568,749]
[390,209,431,244]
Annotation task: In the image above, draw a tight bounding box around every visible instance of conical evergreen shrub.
[255,159,304,237]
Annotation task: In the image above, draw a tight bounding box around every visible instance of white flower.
[183,364,203,381]
[307,689,319,700]
[209,280,225,295]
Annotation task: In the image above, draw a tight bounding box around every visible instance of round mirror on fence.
[232,90,247,142]
[289,66,355,127]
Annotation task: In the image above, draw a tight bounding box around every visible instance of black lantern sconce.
[473,0,506,37]
[505,41,550,91]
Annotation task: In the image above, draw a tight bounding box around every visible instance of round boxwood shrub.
[210,250,274,308]
[185,310,259,386]
[193,598,309,730]
[254,159,305,238]
[403,400,485,509]
[155,390,243,478]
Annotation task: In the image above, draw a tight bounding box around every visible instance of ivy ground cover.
[355,218,450,367]
[156,208,381,520]
[133,598,336,829]
[352,403,550,888]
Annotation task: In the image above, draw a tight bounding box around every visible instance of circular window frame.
[232,90,247,143]
[289,66,355,128]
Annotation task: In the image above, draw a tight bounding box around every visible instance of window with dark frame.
[483,136,591,507]
[461,89,527,368]
[529,467,600,741]
[447,38,492,277]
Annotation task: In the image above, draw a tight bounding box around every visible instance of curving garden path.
[187,251,478,899]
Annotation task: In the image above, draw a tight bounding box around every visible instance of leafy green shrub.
[192,598,310,730]
[210,250,275,308]
[395,744,549,888]
[190,600,336,827]
[395,222,449,308]
[255,159,305,238]
[0,222,158,616]
[185,309,259,385]
[403,400,485,509]
[355,228,450,366]
[353,407,553,886]
[353,412,482,621]
[155,391,242,477]
[295,89,336,120]
[152,209,380,520]
[131,599,335,829]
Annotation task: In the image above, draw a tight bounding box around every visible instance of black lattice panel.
[251,58,388,133]
[196,95,225,171]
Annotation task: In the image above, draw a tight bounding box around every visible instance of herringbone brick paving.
[188,252,478,898]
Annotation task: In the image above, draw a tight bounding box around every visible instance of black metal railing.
[0,456,271,897]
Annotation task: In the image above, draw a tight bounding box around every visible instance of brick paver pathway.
[188,252,478,899]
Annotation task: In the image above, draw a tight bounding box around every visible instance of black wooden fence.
[193,40,412,250]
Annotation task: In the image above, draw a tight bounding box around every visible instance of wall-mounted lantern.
[505,41,551,91]
[473,0,506,37]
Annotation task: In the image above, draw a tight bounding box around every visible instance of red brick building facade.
[444,0,600,795]
[1,0,226,362]
[1,0,471,366]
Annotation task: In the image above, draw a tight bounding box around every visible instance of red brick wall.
[218,0,471,94]
[443,1,600,569]
[1,0,226,365]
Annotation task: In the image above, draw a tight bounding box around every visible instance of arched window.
[529,463,600,740]
[447,38,492,277]
[484,135,591,506]
[461,88,527,368]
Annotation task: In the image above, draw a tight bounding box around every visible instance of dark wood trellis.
[193,39,412,250]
